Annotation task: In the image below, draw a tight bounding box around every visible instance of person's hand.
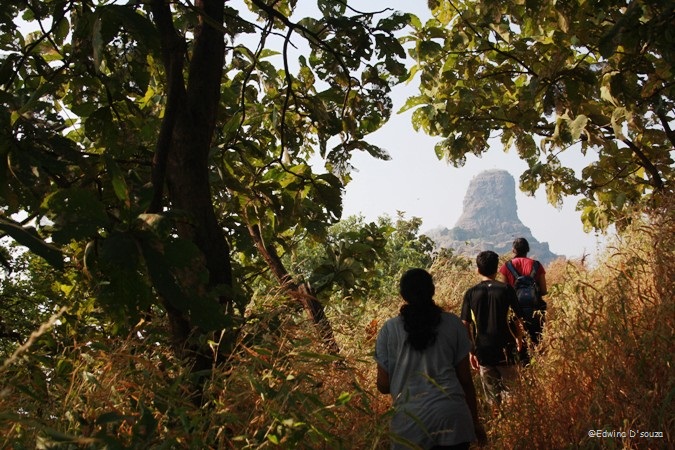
[469,353,480,371]
[474,422,488,447]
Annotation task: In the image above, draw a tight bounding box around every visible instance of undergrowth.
[0,206,672,449]
[482,208,674,449]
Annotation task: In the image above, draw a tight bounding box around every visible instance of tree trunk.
[247,223,341,355]
[149,0,232,379]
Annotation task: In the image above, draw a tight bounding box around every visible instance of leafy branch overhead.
[406,0,674,231]
[0,0,411,364]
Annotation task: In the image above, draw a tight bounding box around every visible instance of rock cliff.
[425,169,559,264]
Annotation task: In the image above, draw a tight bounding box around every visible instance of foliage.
[428,247,474,311]
[287,213,435,303]
[405,0,674,231]
[0,246,65,359]
[0,292,389,449]
[0,1,411,359]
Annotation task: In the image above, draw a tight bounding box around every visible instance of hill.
[425,169,559,264]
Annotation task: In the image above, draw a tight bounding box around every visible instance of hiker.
[499,237,548,347]
[461,251,526,408]
[375,268,487,449]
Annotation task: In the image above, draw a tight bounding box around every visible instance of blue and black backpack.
[505,260,546,313]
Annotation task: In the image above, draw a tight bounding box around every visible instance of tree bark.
[150,0,233,373]
[247,223,341,355]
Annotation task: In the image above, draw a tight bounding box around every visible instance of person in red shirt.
[498,238,548,354]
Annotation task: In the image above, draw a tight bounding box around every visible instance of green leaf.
[259,49,280,59]
[417,40,443,61]
[569,114,588,141]
[398,95,429,113]
[99,5,160,54]
[139,237,190,314]
[408,14,422,30]
[377,12,410,32]
[318,0,346,17]
[0,52,20,86]
[16,79,54,118]
[335,391,352,406]
[42,188,109,243]
[54,16,70,45]
[105,155,129,203]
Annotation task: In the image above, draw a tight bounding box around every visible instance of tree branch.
[446,0,538,77]
[621,138,664,190]
[249,0,356,120]
[246,220,341,355]
[656,109,675,148]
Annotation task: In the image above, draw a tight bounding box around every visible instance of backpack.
[505,260,546,311]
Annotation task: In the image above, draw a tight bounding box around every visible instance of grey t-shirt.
[375,312,476,449]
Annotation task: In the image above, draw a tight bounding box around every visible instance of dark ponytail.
[399,268,443,351]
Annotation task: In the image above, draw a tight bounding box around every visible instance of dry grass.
[481,211,674,449]
[1,208,672,449]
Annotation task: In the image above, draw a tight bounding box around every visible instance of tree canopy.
[405,0,674,231]
[0,0,410,371]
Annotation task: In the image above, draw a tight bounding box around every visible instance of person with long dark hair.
[375,268,486,449]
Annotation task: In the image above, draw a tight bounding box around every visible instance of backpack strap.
[505,260,521,278]
[529,260,540,278]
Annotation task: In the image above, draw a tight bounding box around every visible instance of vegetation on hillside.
[487,206,674,449]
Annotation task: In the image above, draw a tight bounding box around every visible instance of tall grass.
[481,210,674,449]
[1,207,672,449]
[0,291,391,449]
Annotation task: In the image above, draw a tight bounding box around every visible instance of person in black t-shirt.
[461,251,526,408]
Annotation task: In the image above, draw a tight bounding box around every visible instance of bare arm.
[496,271,508,284]
[376,364,390,394]
[463,319,480,370]
[511,316,526,351]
